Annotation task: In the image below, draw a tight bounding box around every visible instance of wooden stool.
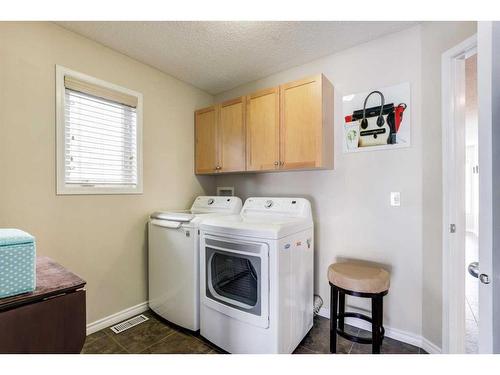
[327,262,390,354]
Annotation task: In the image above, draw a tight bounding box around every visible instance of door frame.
[441,34,477,354]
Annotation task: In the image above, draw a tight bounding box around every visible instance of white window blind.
[64,89,138,187]
[55,65,144,196]
[56,66,142,194]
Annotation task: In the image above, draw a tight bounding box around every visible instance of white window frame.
[56,65,143,195]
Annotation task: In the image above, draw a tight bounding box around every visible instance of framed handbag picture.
[342,82,411,153]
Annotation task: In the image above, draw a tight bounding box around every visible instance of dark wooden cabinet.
[0,256,86,354]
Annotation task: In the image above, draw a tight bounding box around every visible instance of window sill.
[56,186,143,195]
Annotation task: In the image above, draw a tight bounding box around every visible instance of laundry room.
[1,1,500,373]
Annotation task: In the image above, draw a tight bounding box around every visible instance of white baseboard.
[421,338,442,354]
[86,301,149,335]
[318,307,441,354]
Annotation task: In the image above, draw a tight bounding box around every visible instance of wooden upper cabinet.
[195,105,218,174]
[218,97,246,173]
[194,74,334,175]
[280,74,334,170]
[246,88,280,171]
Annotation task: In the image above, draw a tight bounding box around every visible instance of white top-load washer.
[148,196,242,331]
[199,197,314,353]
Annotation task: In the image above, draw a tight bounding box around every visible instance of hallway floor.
[465,232,479,354]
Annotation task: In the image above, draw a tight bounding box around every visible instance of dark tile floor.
[82,310,425,354]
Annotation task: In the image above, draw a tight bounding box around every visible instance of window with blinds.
[56,66,142,194]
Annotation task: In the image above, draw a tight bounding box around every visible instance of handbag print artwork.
[343,84,409,152]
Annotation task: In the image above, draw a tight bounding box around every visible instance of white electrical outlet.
[390,192,401,207]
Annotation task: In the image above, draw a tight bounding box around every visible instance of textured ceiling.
[57,21,417,94]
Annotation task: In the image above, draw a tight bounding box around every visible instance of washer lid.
[150,196,242,228]
[150,210,195,222]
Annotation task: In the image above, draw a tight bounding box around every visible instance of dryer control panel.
[242,197,312,219]
[191,196,242,213]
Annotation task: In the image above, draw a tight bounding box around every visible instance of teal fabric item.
[0,229,36,299]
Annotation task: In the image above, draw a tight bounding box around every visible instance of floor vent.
[110,314,149,334]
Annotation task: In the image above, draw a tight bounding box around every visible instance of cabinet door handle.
[274,161,279,166]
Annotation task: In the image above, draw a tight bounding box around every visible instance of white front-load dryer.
[148,196,242,331]
[199,197,314,353]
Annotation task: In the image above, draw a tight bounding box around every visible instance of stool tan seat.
[327,261,390,354]
[327,262,390,294]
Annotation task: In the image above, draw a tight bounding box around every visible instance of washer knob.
[264,200,273,209]
[208,198,215,205]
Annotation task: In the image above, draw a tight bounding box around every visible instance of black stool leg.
[330,285,338,353]
[338,291,345,332]
[371,294,383,354]
[379,296,384,344]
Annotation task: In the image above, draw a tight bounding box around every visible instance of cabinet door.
[246,88,280,171]
[195,106,218,174]
[219,98,246,172]
[280,75,327,170]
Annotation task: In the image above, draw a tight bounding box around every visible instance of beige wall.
[0,22,214,323]
[215,26,424,339]
[214,23,476,347]
[420,21,477,348]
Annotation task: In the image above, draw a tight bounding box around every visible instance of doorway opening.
[464,52,479,354]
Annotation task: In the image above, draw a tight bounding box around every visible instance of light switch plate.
[390,192,401,207]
